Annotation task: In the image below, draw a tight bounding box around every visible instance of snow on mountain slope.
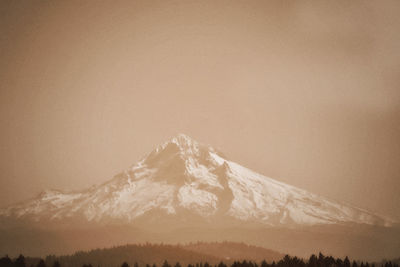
[0,134,394,227]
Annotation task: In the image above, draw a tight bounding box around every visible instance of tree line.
[0,253,398,267]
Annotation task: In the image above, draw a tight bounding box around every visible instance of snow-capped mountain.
[0,134,394,227]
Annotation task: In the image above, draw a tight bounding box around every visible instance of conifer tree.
[36,260,46,267]
[343,257,350,267]
[261,260,268,267]
[0,255,13,267]
[15,255,26,267]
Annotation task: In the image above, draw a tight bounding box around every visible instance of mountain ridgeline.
[0,134,394,227]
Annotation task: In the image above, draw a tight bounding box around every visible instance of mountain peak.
[170,133,198,148]
[0,134,395,228]
[152,134,210,158]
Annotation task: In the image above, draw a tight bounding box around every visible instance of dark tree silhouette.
[36,260,46,267]
[344,257,350,267]
[0,256,13,267]
[4,251,399,267]
[15,255,26,267]
[0,255,13,267]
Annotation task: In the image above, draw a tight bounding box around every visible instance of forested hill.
[40,242,283,267]
[183,242,284,262]
[2,249,399,267]
[45,244,219,267]
[3,242,398,267]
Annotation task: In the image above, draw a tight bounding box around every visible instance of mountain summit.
[0,134,394,227]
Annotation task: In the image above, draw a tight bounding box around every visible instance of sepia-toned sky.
[0,1,399,220]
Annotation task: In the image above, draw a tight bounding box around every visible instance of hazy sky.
[0,1,399,220]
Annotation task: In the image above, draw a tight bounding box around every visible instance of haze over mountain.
[0,135,399,260]
[1,0,400,263]
[0,134,394,227]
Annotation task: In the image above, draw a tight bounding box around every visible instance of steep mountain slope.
[0,134,394,227]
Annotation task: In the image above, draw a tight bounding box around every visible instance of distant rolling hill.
[183,242,283,262]
[40,242,284,267]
